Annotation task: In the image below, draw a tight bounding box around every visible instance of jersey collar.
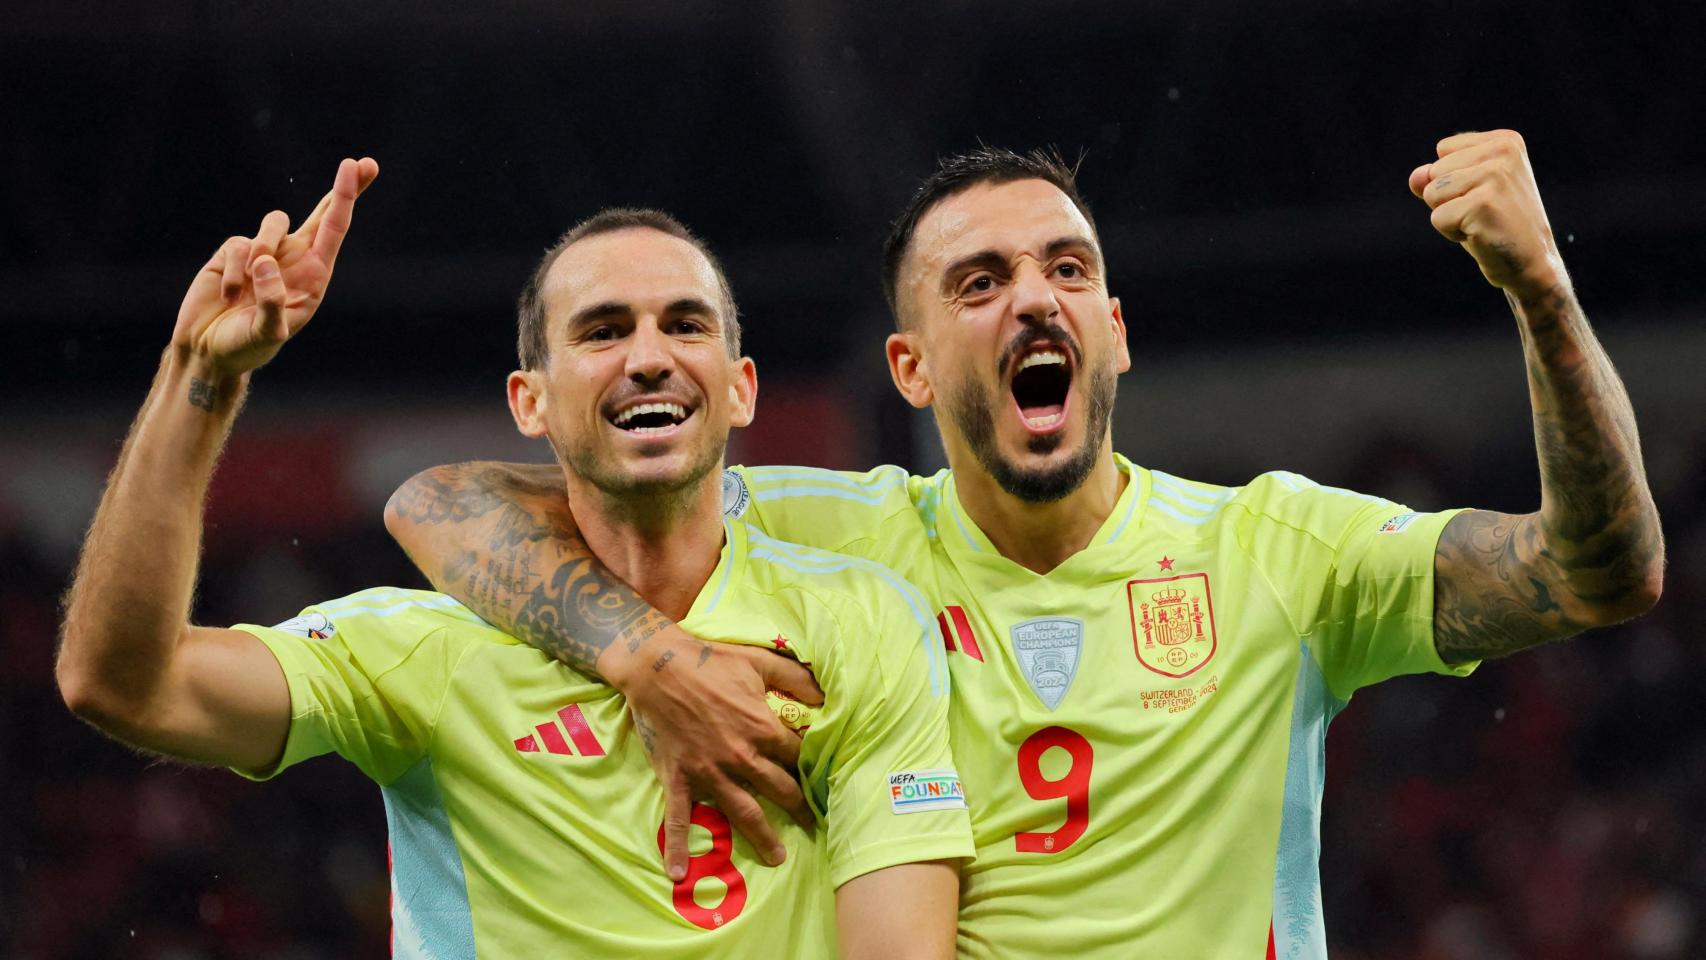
[683,517,749,623]
[937,453,1152,577]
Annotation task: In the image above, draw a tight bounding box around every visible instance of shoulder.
[741,529,934,631]
[282,587,510,659]
[730,464,920,519]
[741,530,949,698]
[1223,470,1401,545]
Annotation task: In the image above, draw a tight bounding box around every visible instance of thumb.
[1407,163,1433,200]
[250,255,288,343]
[755,653,823,706]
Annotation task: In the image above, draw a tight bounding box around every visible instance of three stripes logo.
[514,704,606,757]
[936,605,984,662]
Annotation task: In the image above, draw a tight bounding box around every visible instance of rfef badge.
[1128,572,1218,678]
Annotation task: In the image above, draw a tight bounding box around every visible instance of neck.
[563,471,727,622]
[950,443,1127,574]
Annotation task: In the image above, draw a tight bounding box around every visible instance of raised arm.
[386,461,824,879]
[57,159,379,768]
[1410,131,1664,663]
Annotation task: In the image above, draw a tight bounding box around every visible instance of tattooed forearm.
[499,548,677,678]
[386,462,681,678]
[389,464,567,530]
[1433,288,1663,663]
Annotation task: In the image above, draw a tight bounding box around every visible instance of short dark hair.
[516,208,741,370]
[881,146,1098,329]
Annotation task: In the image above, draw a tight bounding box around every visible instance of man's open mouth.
[1009,346,1072,431]
[608,401,692,435]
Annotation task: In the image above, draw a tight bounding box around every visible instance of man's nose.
[625,319,674,383]
[1010,263,1060,328]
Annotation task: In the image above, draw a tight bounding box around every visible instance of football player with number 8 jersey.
[57,186,972,960]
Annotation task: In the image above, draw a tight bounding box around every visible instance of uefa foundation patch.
[888,769,966,814]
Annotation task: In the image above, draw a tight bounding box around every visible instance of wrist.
[597,616,680,693]
[162,344,249,404]
[1506,255,1572,310]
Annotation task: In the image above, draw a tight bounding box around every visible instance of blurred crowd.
[3,428,1703,960]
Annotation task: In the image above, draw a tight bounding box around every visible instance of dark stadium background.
[4,2,1705,957]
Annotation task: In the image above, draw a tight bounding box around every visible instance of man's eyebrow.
[941,236,1103,288]
[1043,235,1102,269]
[566,302,631,329]
[665,298,719,322]
[940,250,1010,288]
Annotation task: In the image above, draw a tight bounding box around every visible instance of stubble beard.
[559,427,726,520]
[946,360,1117,503]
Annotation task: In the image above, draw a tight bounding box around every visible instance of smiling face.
[508,227,755,500]
[888,178,1130,502]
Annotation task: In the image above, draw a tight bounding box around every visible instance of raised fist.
[1409,130,1566,303]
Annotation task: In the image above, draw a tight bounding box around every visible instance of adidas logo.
[514,704,606,757]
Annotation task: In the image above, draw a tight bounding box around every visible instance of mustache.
[997,324,1083,381]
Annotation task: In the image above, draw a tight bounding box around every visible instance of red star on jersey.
[772,634,791,651]
[1157,556,1175,571]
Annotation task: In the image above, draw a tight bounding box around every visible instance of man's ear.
[728,356,758,428]
[1109,297,1131,374]
[508,369,549,437]
[886,331,934,409]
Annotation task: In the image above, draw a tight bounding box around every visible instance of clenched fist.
[1409,130,1567,304]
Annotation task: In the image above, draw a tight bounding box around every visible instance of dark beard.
[946,361,1117,503]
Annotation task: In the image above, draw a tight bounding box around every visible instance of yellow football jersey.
[232,518,973,959]
[731,457,1475,960]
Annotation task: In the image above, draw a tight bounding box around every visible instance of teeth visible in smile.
[1018,350,1067,372]
[1025,412,1064,427]
[613,402,687,428]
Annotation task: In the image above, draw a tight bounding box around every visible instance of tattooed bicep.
[1432,509,1573,664]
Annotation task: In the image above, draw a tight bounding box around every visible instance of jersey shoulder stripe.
[1234,471,1402,546]
[746,464,911,506]
[1148,470,1239,529]
[745,529,948,696]
[314,588,489,628]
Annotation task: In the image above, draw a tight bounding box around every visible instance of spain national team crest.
[1011,617,1084,711]
[1128,572,1218,678]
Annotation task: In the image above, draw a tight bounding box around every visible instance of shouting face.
[889,178,1129,502]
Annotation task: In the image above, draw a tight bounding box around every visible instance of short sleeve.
[228,593,467,785]
[809,593,975,889]
[1237,475,1477,698]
